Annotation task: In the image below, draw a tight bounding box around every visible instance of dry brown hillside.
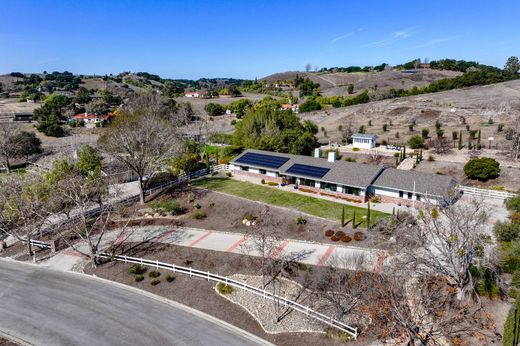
[261,69,462,97]
[299,79,520,148]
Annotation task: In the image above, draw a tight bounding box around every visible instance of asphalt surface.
[0,260,270,346]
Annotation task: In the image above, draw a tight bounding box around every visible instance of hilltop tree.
[98,93,183,204]
[505,56,520,75]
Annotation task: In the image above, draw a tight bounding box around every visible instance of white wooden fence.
[458,185,517,200]
[95,252,359,339]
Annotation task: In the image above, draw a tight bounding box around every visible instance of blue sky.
[1,0,519,79]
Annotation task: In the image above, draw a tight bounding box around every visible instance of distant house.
[351,133,377,149]
[71,112,114,126]
[185,91,199,98]
[280,104,299,113]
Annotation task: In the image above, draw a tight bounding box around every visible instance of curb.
[0,329,33,346]
[0,258,274,346]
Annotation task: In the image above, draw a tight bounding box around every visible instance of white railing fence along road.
[95,252,359,339]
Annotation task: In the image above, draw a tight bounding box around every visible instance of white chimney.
[314,148,320,158]
[328,151,336,162]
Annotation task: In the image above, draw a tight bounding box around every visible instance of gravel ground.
[219,274,343,335]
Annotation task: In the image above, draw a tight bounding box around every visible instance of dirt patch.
[87,243,368,345]
[143,186,388,249]
[386,106,410,117]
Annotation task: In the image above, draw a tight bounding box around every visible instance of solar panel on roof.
[235,152,290,169]
[286,163,330,179]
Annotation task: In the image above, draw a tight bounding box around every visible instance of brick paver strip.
[226,234,248,253]
[188,230,213,247]
[317,245,335,266]
[270,240,289,259]
[152,228,177,242]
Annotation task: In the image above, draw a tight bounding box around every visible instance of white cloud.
[415,35,461,48]
[364,28,415,47]
[331,28,363,44]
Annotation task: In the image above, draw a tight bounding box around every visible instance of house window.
[240,166,249,171]
[416,194,421,201]
[321,182,337,192]
[259,169,266,175]
[300,178,315,187]
[407,192,413,199]
[399,191,404,198]
[342,186,360,196]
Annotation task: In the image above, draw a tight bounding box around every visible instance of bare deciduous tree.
[395,198,490,302]
[52,170,129,267]
[0,123,21,174]
[98,93,183,204]
[0,171,53,256]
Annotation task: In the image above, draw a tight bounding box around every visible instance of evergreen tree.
[458,130,463,150]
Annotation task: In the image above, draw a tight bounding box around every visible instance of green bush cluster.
[463,157,500,181]
[128,264,146,275]
[217,282,234,295]
[148,200,184,215]
[504,294,520,346]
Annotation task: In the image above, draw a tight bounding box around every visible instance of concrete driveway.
[0,259,270,346]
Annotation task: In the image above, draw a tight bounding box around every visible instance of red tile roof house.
[70,112,115,127]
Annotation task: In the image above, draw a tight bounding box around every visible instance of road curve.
[0,259,271,346]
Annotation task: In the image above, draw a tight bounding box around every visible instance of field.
[190,177,387,226]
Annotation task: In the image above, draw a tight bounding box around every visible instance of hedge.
[503,294,520,346]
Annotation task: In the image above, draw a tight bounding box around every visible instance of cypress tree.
[392,207,395,216]
[341,206,345,227]
[205,151,210,173]
[352,211,356,229]
[468,132,472,150]
[403,145,406,158]
[458,130,462,150]
[477,129,481,149]
[367,202,371,228]
[215,149,219,165]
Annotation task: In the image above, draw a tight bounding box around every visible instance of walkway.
[42,226,390,273]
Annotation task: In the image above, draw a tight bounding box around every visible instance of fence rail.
[96,252,358,339]
[458,185,517,200]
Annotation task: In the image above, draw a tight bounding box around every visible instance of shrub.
[464,157,500,181]
[193,211,206,220]
[225,172,232,177]
[506,195,520,213]
[325,230,334,237]
[503,294,520,346]
[297,262,313,272]
[352,147,360,152]
[148,270,161,278]
[427,155,435,161]
[243,212,257,221]
[135,274,144,282]
[340,235,352,243]
[217,282,234,294]
[345,157,356,162]
[261,179,265,184]
[421,128,429,139]
[509,288,518,299]
[494,222,520,242]
[166,274,175,283]
[150,279,160,286]
[230,119,237,125]
[330,235,340,242]
[408,135,425,149]
[353,232,366,241]
[294,216,307,225]
[267,181,279,186]
[193,203,202,209]
[335,231,346,238]
[128,264,146,275]
[148,200,184,215]
[209,202,215,208]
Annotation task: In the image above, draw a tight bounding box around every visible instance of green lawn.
[190,177,388,227]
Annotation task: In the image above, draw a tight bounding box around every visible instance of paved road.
[0,259,270,346]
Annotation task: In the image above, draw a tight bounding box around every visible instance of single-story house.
[185,91,199,98]
[229,149,458,206]
[280,104,299,113]
[351,133,377,149]
[70,112,115,125]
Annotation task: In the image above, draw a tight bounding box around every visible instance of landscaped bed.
[190,177,388,227]
[87,242,369,345]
